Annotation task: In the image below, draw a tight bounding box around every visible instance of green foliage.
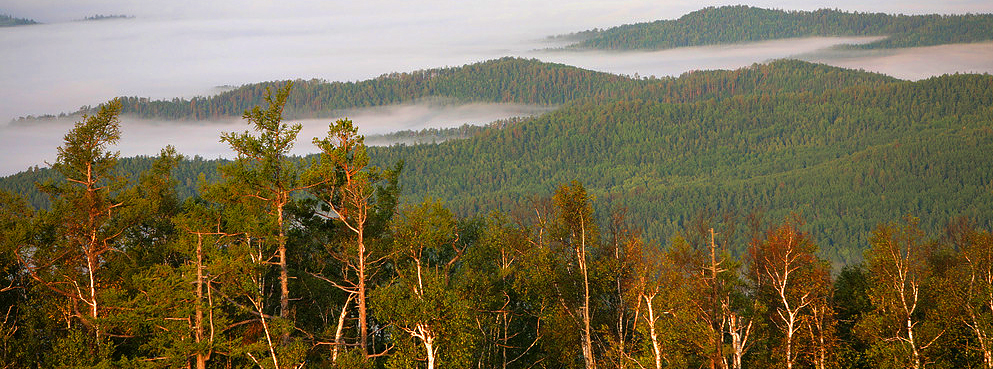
[58,58,633,121]
[372,200,477,368]
[0,14,39,27]
[370,65,993,266]
[566,5,993,50]
[1,63,993,368]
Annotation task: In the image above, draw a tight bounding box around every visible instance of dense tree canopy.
[0,59,992,367]
[563,5,993,50]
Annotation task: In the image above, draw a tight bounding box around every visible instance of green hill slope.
[3,60,988,266]
[564,5,993,50]
[22,57,894,122]
[368,69,993,265]
[0,14,38,27]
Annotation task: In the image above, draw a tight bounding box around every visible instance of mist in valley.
[2,0,993,175]
[0,102,551,175]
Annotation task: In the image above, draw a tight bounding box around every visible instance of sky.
[1,0,991,174]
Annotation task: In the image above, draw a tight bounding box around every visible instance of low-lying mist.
[796,42,993,80]
[533,36,884,78]
[0,102,551,175]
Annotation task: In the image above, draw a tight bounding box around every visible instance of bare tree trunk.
[642,294,663,369]
[333,294,355,362]
[727,310,752,369]
[579,220,596,369]
[278,199,289,322]
[86,249,100,343]
[195,234,208,369]
[358,229,369,356]
[421,325,436,369]
[908,314,921,369]
[85,163,102,345]
[707,229,727,369]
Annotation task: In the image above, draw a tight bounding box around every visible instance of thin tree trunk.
[86,162,101,344]
[195,234,208,369]
[643,294,662,369]
[579,220,596,369]
[86,249,99,343]
[908,314,921,369]
[333,294,355,362]
[707,229,726,369]
[358,231,368,357]
[278,200,289,321]
[421,325,436,369]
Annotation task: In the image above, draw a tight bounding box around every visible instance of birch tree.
[461,213,542,369]
[549,182,599,369]
[952,224,993,368]
[748,216,822,369]
[860,217,944,369]
[631,236,691,369]
[371,200,473,369]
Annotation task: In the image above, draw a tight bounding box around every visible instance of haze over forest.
[2,0,993,174]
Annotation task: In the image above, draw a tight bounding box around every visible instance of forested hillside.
[0,14,38,27]
[19,57,894,122]
[2,81,992,368]
[370,68,993,265]
[563,5,993,50]
[32,58,629,121]
[3,59,988,267]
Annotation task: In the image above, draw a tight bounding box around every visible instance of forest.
[1,78,993,368]
[4,59,990,266]
[561,5,993,50]
[0,14,38,27]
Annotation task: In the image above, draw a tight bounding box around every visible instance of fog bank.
[0,102,550,175]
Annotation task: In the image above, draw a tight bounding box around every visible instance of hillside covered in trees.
[1,80,992,368]
[0,14,38,27]
[3,59,990,267]
[19,56,895,122]
[561,5,993,50]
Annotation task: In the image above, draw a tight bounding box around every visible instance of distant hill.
[0,14,39,27]
[5,60,989,267]
[368,64,993,266]
[22,57,893,122]
[561,5,993,50]
[80,14,134,21]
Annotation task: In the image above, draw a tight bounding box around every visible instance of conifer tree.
[217,82,314,345]
[17,99,132,362]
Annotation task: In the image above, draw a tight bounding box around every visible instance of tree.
[950,222,993,368]
[630,235,692,369]
[549,182,599,369]
[371,200,473,369]
[128,199,239,369]
[0,190,32,365]
[676,212,748,369]
[859,217,944,369]
[18,99,126,352]
[602,207,650,369]
[307,117,401,359]
[217,82,314,343]
[460,212,542,369]
[748,215,823,369]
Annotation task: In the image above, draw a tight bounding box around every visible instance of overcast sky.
[5,0,992,23]
[1,0,991,174]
